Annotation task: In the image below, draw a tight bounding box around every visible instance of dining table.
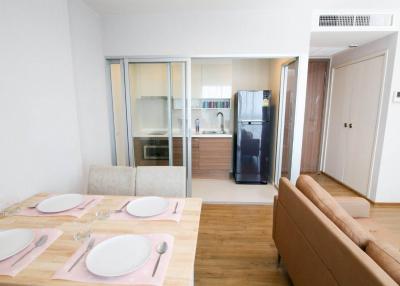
[0,192,202,286]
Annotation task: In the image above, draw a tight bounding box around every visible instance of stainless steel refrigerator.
[233,90,272,184]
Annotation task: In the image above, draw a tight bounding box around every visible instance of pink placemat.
[17,195,103,218]
[53,233,174,286]
[109,198,185,222]
[0,228,63,277]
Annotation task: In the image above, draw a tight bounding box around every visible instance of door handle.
[349,123,353,128]
[344,123,348,128]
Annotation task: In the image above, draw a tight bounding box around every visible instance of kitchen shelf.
[173,98,232,110]
[191,108,231,110]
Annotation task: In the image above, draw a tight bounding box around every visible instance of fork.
[173,202,179,214]
[77,198,96,210]
[68,238,95,272]
[27,202,40,209]
[113,200,130,213]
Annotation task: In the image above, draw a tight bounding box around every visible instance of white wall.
[375,32,400,202]
[0,0,83,208]
[68,0,112,188]
[102,9,311,57]
[327,33,399,202]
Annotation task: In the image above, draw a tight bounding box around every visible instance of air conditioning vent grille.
[355,15,371,26]
[319,15,354,26]
[318,14,392,27]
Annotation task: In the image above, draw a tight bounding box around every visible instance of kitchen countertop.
[134,130,232,138]
[192,133,232,138]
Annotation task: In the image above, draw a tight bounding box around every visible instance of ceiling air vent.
[355,15,370,26]
[318,14,393,27]
[319,15,354,26]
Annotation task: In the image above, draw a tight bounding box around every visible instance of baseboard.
[320,172,375,203]
[321,172,400,206]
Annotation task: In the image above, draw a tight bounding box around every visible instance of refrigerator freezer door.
[237,91,265,122]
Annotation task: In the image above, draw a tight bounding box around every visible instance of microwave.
[143,144,169,160]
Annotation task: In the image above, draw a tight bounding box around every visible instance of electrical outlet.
[394,91,400,103]
[393,91,400,103]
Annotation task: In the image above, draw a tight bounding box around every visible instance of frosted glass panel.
[128,62,185,167]
[110,63,128,166]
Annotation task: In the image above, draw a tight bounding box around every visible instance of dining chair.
[87,165,136,196]
[135,166,186,197]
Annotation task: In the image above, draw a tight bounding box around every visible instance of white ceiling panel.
[310,30,395,57]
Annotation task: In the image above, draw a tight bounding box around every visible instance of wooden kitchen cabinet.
[172,138,183,166]
[133,137,232,179]
[134,137,184,166]
[192,137,232,179]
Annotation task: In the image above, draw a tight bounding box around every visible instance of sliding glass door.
[107,59,191,193]
[275,59,299,185]
[108,59,129,166]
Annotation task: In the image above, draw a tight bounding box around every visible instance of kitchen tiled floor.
[191,178,277,204]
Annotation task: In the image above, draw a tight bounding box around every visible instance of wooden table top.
[0,193,202,286]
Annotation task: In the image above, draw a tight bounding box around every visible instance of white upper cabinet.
[191,60,233,99]
[130,63,184,98]
[130,63,168,97]
[191,63,202,99]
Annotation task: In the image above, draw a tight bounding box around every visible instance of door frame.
[105,59,129,166]
[300,58,330,173]
[106,57,193,197]
[274,58,301,186]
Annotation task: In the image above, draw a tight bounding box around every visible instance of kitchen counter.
[192,133,232,138]
[134,130,232,138]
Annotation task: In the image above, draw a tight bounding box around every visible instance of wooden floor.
[194,173,400,285]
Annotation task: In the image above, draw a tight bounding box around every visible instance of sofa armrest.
[335,196,370,218]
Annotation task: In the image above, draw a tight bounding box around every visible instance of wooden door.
[301,60,328,173]
[343,55,385,195]
[324,64,352,181]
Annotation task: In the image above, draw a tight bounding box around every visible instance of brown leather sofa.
[273,175,400,286]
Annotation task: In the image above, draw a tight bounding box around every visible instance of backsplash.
[191,109,231,133]
[132,97,232,134]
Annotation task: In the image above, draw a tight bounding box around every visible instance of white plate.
[37,194,84,213]
[86,234,151,277]
[0,229,34,261]
[126,197,169,217]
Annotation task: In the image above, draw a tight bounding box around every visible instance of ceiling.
[310,31,395,57]
[83,0,400,15]
[82,0,281,14]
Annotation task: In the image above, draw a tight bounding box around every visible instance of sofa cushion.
[357,218,400,249]
[366,241,400,284]
[296,175,374,249]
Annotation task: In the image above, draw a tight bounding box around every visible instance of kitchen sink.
[201,130,226,135]
[147,131,167,135]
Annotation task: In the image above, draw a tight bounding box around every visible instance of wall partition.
[106,58,192,196]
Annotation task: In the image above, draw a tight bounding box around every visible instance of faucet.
[195,118,200,134]
[216,112,225,134]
